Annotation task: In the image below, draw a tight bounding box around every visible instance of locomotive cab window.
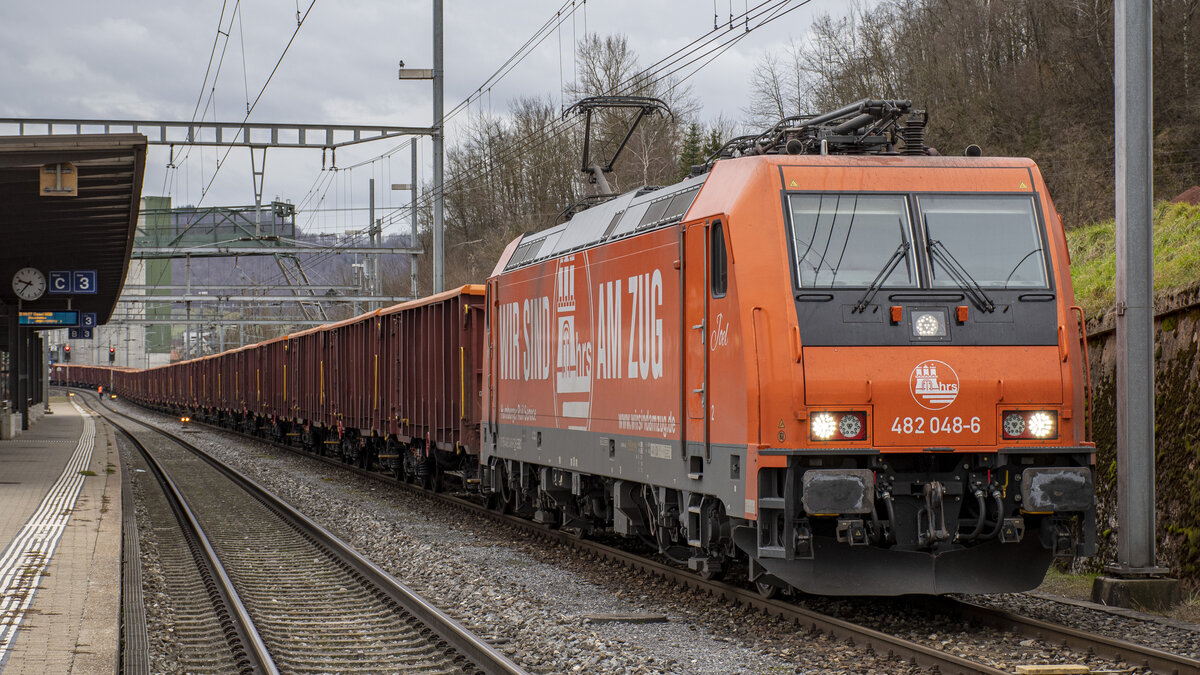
[920,195,1048,288]
[711,221,728,297]
[788,194,916,288]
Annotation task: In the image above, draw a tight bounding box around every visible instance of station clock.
[12,267,47,301]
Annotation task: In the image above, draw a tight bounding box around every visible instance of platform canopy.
[0,134,147,325]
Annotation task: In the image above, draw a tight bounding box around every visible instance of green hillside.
[1067,201,1200,318]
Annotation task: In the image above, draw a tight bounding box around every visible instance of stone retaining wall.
[1086,288,1200,589]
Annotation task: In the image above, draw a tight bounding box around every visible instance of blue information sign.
[81,312,97,328]
[73,270,97,294]
[46,270,98,294]
[68,327,94,340]
[48,271,71,294]
[20,310,80,327]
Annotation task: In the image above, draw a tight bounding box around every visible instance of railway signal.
[63,344,70,362]
[108,347,115,363]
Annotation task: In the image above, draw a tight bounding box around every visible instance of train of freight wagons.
[60,99,1096,596]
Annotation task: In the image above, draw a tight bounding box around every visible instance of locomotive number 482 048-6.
[890,416,982,435]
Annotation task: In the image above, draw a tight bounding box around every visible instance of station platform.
[0,395,121,673]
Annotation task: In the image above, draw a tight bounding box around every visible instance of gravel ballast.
[116,403,1199,674]
[118,406,923,674]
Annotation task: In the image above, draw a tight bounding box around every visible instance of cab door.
[683,218,722,466]
[484,277,500,450]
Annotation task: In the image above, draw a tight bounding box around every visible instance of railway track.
[110,395,1200,675]
[89,394,525,675]
[919,596,1200,675]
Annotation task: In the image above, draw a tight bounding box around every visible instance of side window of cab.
[711,221,728,298]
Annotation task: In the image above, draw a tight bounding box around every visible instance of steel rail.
[118,451,151,675]
[95,396,527,675]
[477,503,1012,675]
[171,412,1010,675]
[919,596,1200,675]
[90,398,277,674]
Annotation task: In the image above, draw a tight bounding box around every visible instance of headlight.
[811,413,837,439]
[1027,412,1054,438]
[1002,413,1025,437]
[810,411,867,441]
[1001,410,1058,440]
[911,309,947,337]
[838,414,863,438]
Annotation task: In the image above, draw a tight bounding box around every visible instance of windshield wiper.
[853,240,910,313]
[926,238,996,312]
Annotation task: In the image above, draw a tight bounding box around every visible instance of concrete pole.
[6,308,16,416]
[186,253,192,360]
[369,177,377,311]
[411,142,419,297]
[20,322,29,430]
[42,336,49,412]
[1113,0,1160,574]
[432,0,444,293]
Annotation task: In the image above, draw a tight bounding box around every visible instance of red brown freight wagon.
[66,286,486,489]
[376,285,485,485]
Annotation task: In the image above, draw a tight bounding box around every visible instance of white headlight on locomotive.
[1001,410,1058,440]
[810,411,867,441]
[811,412,838,439]
[1002,412,1026,437]
[912,309,947,337]
[1027,411,1055,438]
[838,414,863,438]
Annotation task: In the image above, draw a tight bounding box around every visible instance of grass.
[1036,567,1098,601]
[1067,201,1200,317]
[78,470,96,477]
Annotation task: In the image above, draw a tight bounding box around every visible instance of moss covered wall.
[1088,291,1200,589]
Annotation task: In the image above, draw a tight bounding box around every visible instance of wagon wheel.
[398,447,416,484]
[392,453,407,482]
[420,455,443,492]
[696,560,727,582]
[491,461,516,513]
[755,580,780,600]
[423,466,443,492]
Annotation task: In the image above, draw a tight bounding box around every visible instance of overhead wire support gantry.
[0,118,435,149]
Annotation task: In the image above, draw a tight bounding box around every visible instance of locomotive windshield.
[788,194,916,288]
[920,195,1048,288]
[788,192,1050,290]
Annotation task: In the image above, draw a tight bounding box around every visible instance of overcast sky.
[1,0,841,235]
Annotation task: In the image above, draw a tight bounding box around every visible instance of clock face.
[12,267,47,301]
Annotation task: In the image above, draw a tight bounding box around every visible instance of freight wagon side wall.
[263,338,285,419]
[392,286,485,452]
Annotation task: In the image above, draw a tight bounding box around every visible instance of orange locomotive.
[481,100,1095,595]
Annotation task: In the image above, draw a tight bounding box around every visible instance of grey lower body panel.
[732,526,1052,596]
[485,423,748,517]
